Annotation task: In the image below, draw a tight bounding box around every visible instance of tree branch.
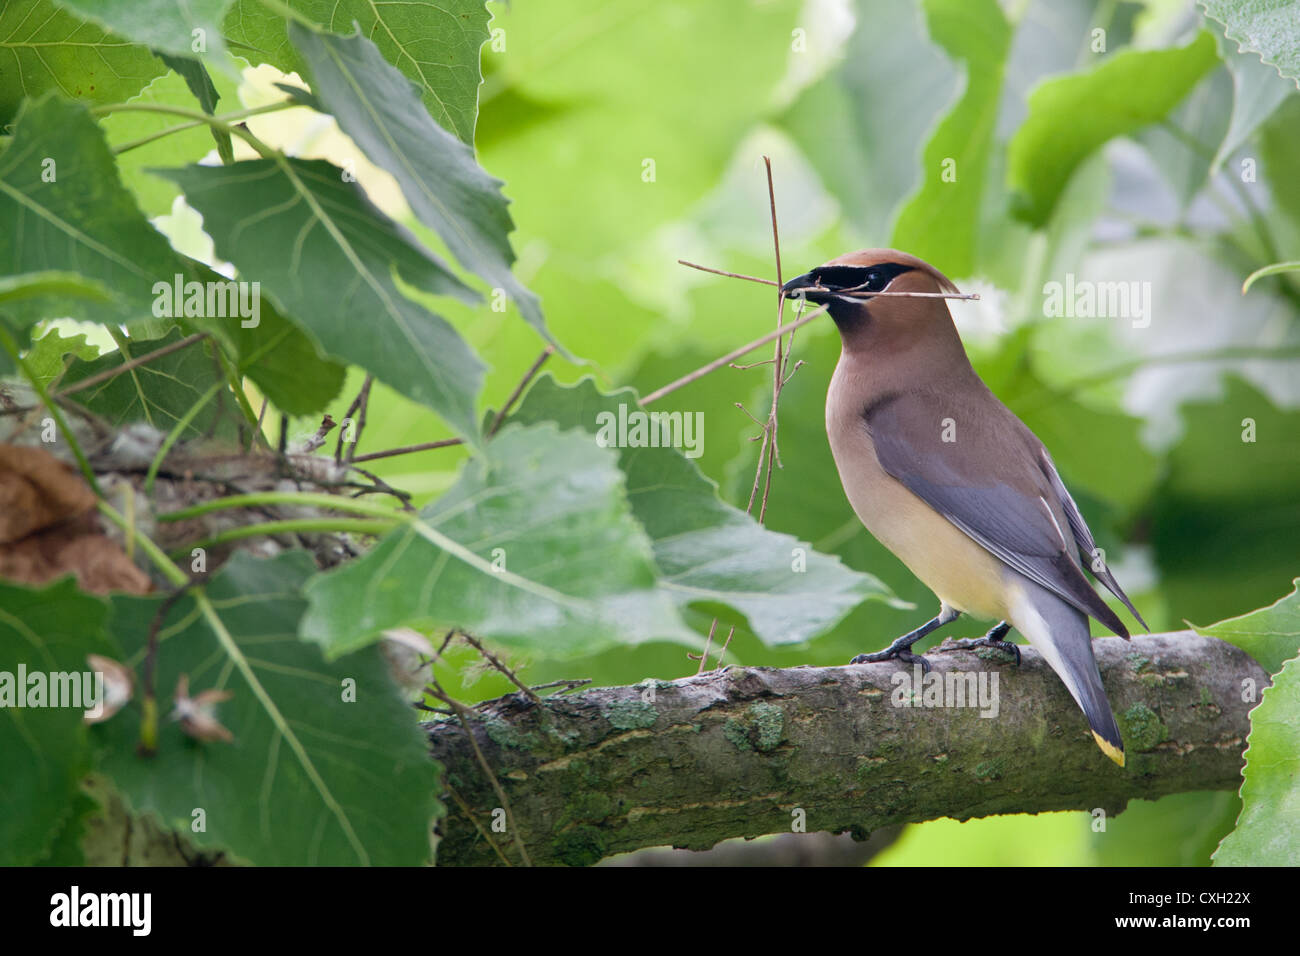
[428,633,1265,866]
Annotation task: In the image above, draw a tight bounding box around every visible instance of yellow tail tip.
[1093,731,1126,767]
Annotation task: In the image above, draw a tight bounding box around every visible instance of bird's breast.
[825,363,1009,620]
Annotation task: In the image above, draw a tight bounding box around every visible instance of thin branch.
[640,305,827,405]
[343,346,554,464]
[54,333,209,401]
[348,438,463,464]
[460,633,542,703]
[488,345,555,437]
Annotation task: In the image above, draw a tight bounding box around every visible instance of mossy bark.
[429,633,1266,866]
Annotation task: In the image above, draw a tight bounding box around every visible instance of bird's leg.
[938,620,1021,666]
[850,607,960,674]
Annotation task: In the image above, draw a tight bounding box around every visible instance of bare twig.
[639,305,827,406]
[343,346,554,464]
[460,633,542,703]
[343,376,373,465]
[528,678,593,694]
[55,333,210,399]
[349,438,463,464]
[676,259,979,300]
[488,345,555,437]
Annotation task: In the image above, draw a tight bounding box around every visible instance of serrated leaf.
[1195,578,1300,675]
[95,551,442,866]
[1213,651,1300,865]
[58,325,236,440]
[1007,31,1220,226]
[287,25,549,347]
[223,0,490,143]
[891,0,1011,277]
[509,377,895,646]
[0,577,115,866]
[51,0,233,66]
[1205,13,1295,171]
[22,323,100,388]
[301,422,692,657]
[154,158,485,439]
[0,95,188,328]
[0,0,167,126]
[1201,0,1300,88]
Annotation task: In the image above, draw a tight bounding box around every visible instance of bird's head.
[781,249,962,356]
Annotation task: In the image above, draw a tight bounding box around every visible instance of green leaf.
[22,323,100,388]
[778,0,961,240]
[287,25,550,349]
[58,326,236,440]
[155,53,234,165]
[891,0,1011,277]
[0,578,115,866]
[1007,31,1220,226]
[0,270,111,307]
[1213,651,1300,865]
[509,377,896,646]
[0,0,167,126]
[1195,578,1300,674]
[0,95,188,329]
[1201,0,1300,88]
[1242,259,1300,292]
[183,260,345,417]
[1205,13,1296,171]
[223,0,490,142]
[95,551,442,866]
[154,158,485,439]
[302,422,692,658]
[51,0,233,66]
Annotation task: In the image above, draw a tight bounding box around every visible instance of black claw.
[849,648,932,674]
[940,634,1021,666]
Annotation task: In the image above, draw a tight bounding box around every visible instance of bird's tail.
[1010,579,1125,766]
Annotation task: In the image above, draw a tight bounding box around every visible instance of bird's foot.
[936,621,1020,665]
[850,643,932,674]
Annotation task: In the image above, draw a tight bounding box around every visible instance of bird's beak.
[781,271,831,303]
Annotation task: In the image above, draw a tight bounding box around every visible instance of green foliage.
[1,0,1299,868]
[1196,578,1300,674]
[0,579,115,865]
[891,0,1011,276]
[1214,653,1300,864]
[223,0,490,142]
[510,377,896,646]
[97,552,442,865]
[156,158,485,438]
[287,25,547,343]
[303,423,691,657]
[1007,31,1220,226]
[0,0,167,124]
[1202,0,1300,87]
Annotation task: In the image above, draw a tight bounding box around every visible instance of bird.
[781,249,1146,766]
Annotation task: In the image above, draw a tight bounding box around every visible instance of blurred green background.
[125,0,1297,864]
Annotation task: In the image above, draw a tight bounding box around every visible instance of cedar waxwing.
[782,249,1147,766]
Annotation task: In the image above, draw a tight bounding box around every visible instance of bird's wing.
[1038,448,1148,631]
[865,388,1133,638]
